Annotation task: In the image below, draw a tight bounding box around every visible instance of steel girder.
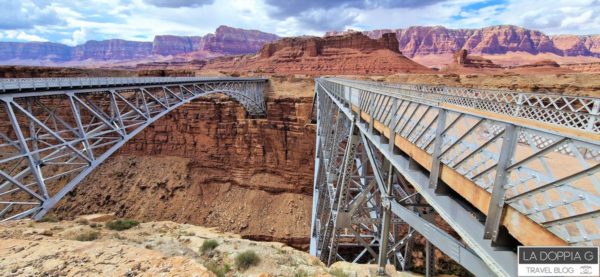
[310,78,600,276]
[0,78,267,221]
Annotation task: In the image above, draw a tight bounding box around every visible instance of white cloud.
[489,0,600,35]
[61,28,87,46]
[0,0,598,45]
[1,31,48,42]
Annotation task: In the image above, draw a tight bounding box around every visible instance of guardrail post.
[513,94,525,117]
[587,99,599,132]
[484,123,519,245]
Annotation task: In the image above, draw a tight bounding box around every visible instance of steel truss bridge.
[0,77,267,221]
[310,78,599,276]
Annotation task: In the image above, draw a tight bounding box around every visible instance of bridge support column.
[377,164,394,276]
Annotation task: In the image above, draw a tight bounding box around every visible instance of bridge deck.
[311,78,599,276]
[0,77,268,93]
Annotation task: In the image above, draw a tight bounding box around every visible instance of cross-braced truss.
[0,77,267,221]
[310,78,600,276]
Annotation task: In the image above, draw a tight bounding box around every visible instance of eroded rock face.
[72,39,153,60]
[329,25,600,58]
[206,32,432,75]
[0,42,72,62]
[202,25,280,55]
[152,35,203,56]
[54,96,316,249]
[0,25,279,63]
[453,49,501,68]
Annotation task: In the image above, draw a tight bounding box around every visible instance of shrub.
[235,250,260,270]
[76,230,100,241]
[204,262,231,277]
[105,219,139,231]
[294,269,309,277]
[200,239,219,253]
[76,218,89,225]
[329,268,349,277]
[39,215,59,223]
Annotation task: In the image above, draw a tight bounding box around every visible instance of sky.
[0,0,598,45]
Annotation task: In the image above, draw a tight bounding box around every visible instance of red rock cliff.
[330,25,600,58]
[202,25,280,55]
[53,95,316,249]
[0,25,279,63]
[73,39,153,60]
[205,32,432,75]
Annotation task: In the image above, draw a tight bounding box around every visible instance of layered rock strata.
[0,26,279,62]
[204,32,433,75]
[328,25,600,58]
[54,95,316,249]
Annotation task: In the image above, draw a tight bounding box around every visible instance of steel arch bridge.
[310,78,599,276]
[0,77,267,221]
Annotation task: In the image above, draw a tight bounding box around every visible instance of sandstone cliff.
[0,42,72,62]
[0,25,279,64]
[53,95,316,249]
[202,25,280,55]
[327,25,600,69]
[152,35,203,56]
[204,32,432,75]
[72,39,153,61]
[330,25,600,58]
[453,49,501,68]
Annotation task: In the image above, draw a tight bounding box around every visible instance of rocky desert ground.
[0,214,418,277]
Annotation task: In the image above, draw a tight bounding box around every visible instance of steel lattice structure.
[0,77,267,221]
[310,78,600,276]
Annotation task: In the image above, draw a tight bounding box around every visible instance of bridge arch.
[0,77,268,220]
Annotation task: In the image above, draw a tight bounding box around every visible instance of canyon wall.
[0,25,279,63]
[53,95,316,249]
[205,32,433,75]
[72,39,153,60]
[328,25,600,58]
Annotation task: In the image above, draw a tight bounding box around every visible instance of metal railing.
[311,77,600,276]
[0,77,267,92]
[332,78,600,133]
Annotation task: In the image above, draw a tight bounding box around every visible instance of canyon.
[327,25,600,67]
[0,26,278,64]
[51,87,316,250]
[2,24,600,73]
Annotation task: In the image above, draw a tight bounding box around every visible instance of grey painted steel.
[0,77,267,221]
[336,78,600,134]
[483,123,519,243]
[0,77,260,92]
[311,77,600,276]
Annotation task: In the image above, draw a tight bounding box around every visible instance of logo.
[517,246,599,276]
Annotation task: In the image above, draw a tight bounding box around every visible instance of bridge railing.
[318,78,600,246]
[0,77,267,92]
[332,78,600,133]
